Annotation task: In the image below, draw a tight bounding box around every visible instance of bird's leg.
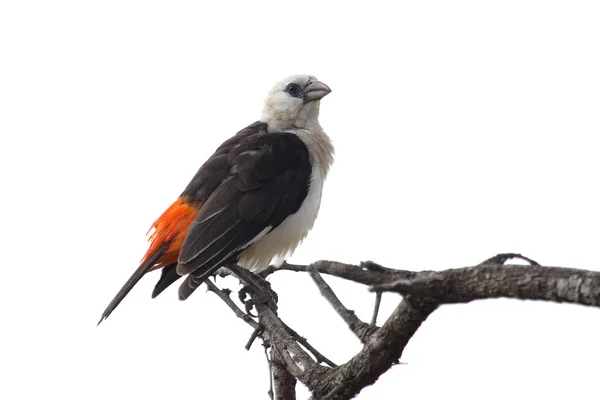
[238,285,257,317]
[228,264,279,314]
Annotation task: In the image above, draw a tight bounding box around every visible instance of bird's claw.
[238,281,278,315]
[238,287,257,317]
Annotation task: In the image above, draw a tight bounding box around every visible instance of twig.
[477,252,540,266]
[205,279,258,329]
[308,266,376,343]
[264,342,274,400]
[282,321,337,368]
[360,260,398,274]
[370,291,382,326]
[245,325,264,350]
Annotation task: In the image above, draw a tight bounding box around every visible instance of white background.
[1,1,599,399]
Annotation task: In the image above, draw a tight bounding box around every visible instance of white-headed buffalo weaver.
[99,75,334,324]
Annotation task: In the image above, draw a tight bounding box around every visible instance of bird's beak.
[303,81,332,103]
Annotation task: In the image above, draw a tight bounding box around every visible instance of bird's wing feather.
[98,122,271,322]
[98,243,168,324]
[151,263,180,298]
[175,127,312,299]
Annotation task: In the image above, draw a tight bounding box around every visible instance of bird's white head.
[261,75,331,131]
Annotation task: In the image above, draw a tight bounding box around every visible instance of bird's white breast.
[237,127,334,272]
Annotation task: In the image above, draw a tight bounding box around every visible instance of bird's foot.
[236,274,278,315]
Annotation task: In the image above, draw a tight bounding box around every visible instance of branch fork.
[206,253,600,399]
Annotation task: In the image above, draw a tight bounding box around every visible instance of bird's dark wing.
[176,123,312,300]
[151,263,180,298]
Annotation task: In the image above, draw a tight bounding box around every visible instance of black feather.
[151,263,181,298]
[177,122,312,300]
[98,244,166,325]
[178,224,258,300]
[99,121,313,319]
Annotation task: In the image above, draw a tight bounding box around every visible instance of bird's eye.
[285,83,302,97]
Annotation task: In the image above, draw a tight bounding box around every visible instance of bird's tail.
[152,264,182,298]
[98,197,201,325]
[97,244,166,325]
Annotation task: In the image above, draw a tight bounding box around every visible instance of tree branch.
[370,291,382,326]
[312,297,438,399]
[281,321,338,368]
[205,279,258,329]
[256,303,331,391]
[308,266,377,343]
[371,264,600,307]
[477,252,540,266]
[272,347,297,400]
[265,342,275,400]
[207,254,600,399]
[261,260,417,286]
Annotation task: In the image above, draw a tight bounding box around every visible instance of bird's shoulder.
[219,121,309,161]
[181,121,310,203]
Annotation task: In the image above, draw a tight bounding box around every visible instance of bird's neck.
[288,126,335,180]
[261,101,334,178]
[261,101,321,131]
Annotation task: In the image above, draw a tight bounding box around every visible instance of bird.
[98,75,334,324]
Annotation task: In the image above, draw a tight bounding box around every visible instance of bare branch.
[314,260,600,399]
[308,266,376,342]
[206,266,335,391]
[208,254,600,399]
[245,325,264,350]
[205,279,258,329]
[265,343,275,400]
[477,252,540,266]
[261,260,415,286]
[256,303,331,390]
[282,321,338,368]
[312,297,438,399]
[370,291,382,326]
[271,347,297,400]
[371,264,600,307]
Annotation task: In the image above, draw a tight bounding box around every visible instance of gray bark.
[212,254,600,399]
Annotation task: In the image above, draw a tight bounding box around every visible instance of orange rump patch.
[142,197,200,270]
